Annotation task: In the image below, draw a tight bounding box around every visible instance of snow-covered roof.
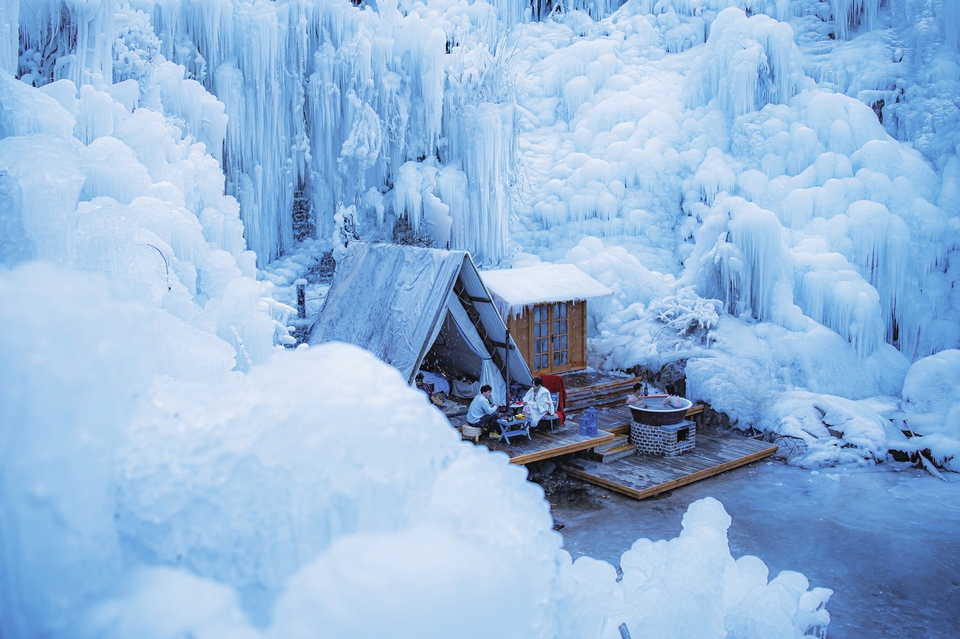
[308,243,532,386]
[481,263,612,318]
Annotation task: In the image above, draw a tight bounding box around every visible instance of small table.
[496,416,532,445]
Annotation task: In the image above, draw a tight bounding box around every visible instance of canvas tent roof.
[480,263,613,319]
[308,243,532,393]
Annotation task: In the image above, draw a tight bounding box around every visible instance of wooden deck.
[451,399,708,467]
[479,425,616,465]
[560,433,777,500]
[453,404,637,465]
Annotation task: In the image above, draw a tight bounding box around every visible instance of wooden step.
[565,377,636,400]
[586,443,637,463]
[561,433,778,501]
[566,383,635,401]
[592,434,629,454]
[565,379,640,413]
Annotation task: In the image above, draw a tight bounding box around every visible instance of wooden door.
[508,301,586,375]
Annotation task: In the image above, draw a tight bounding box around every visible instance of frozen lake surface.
[548,459,960,639]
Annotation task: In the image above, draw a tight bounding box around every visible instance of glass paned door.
[532,302,568,373]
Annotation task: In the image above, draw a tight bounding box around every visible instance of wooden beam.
[454,279,508,376]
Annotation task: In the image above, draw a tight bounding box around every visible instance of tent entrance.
[420,297,507,403]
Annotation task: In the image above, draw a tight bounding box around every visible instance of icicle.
[444,102,514,262]
[794,251,885,357]
[845,200,909,345]
[0,0,19,75]
[686,196,787,323]
[947,0,960,52]
[563,76,593,119]
[831,0,881,41]
[693,148,736,207]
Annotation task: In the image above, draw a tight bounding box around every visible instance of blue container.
[579,407,599,436]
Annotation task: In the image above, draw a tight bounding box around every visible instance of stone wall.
[631,419,696,457]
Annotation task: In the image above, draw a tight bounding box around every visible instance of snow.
[3,0,960,635]
[481,262,613,319]
[1,262,830,639]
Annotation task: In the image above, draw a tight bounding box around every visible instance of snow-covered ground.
[2,0,960,636]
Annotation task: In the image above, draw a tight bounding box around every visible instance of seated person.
[415,373,431,396]
[466,384,500,429]
[625,382,646,407]
[415,373,446,407]
[522,376,557,428]
[665,394,687,408]
[664,383,686,408]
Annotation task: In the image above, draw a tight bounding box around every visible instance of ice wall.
[10,0,520,264]
[0,0,17,74]
[1,27,285,369]
[146,0,517,263]
[831,0,881,41]
[684,7,809,117]
[16,0,116,88]
[514,0,960,364]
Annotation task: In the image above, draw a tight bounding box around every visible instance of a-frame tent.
[308,242,532,403]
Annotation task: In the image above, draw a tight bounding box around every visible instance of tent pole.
[505,327,511,404]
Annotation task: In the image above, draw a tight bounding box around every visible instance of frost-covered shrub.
[648,285,722,340]
[113,4,161,87]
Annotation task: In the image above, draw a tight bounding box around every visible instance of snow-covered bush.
[648,285,722,338]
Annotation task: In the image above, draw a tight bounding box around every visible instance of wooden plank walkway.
[560,433,777,501]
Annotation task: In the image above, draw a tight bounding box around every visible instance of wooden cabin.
[480,264,612,376]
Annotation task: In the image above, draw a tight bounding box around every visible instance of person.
[625,382,647,407]
[664,383,686,408]
[415,373,430,397]
[666,394,686,408]
[522,376,556,428]
[466,384,500,429]
[416,373,446,408]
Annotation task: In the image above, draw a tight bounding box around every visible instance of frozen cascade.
[444,101,513,260]
[831,0,881,41]
[0,0,18,75]
[684,7,809,118]
[16,0,115,89]
[0,29,278,371]
[793,249,886,357]
[845,200,909,344]
[685,196,787,323]
[144,0,517,263]
[948,0,960,52]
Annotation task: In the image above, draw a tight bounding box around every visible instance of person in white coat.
[522,376,556,427]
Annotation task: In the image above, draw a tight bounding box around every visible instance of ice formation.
[3,0,960,634]
[0,264,830,638]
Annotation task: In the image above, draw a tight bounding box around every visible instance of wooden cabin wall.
[569,301,585,370]
[507,301,586,375]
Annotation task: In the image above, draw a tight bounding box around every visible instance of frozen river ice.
[548,459,960,639]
